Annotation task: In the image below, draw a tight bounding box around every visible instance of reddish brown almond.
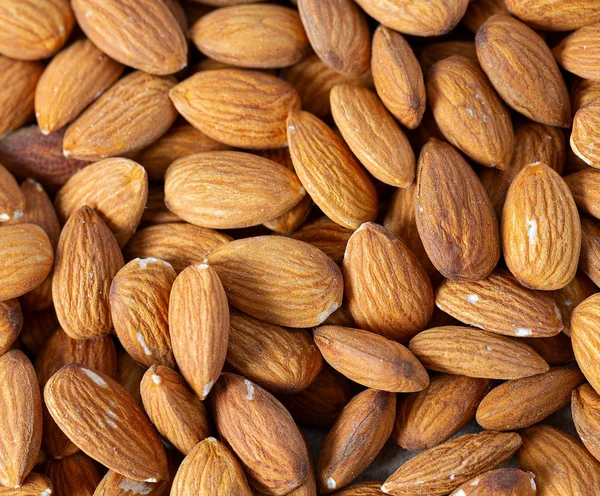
[415,139,500,281]
[317,389,395,493]
[19,307,59,358]
[115,349,145,405]
[0,472,53,496]
[208,236,343,327]
[63,71,177,160]
[571,293,600,395]
[449,469,536,496]
[0,162,26,223]
[213,373,310,495]
[343,223,433,342]
[371,26,425,129]
[523,333,575,366]
[419,40,478,73]
[0,0,74,60]
[291,216,353,264]
[95,470,170,496]
[0,299,22,356]
[580,215,600,286]
[170,69,300,149]
[505,0,600,31]
[71,0,186,74]
[435,269,563,337]
[140,365,211,455]
[476,15,571,127]
[55,157,148,247]
[565,168,600,218]
[141,184,181,226]
[190,4,309,69]
[52,206,124,339]
[572,78,600,111]
[409,326,550,380]
[571,100,600,168]
[314,325,429,392]
[553,23,600,81]
[330,84,415,187]
[44,452,101,496]
[572,383,600,463]
[393,374,492,451]
[0,224,53,301]
[462,0,509,33]
[330,482,385,495]
[0,350,42,488]
[382,431,522,496]
[110,258,176,368]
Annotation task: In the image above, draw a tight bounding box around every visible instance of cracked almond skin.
[55,157,148,247]
[208,236,344,328]
[502,162,581,290]
[44,364,168,482]
[343,223,433,342]
[571,100,600,168]
[0,472,53,496]
[415,139,500,282]
[110,258,176,369]
[0,299,22,356]
[382,431,522,496]
[476,365,585,431]
[190,4,309,69]
[505,0,600,31]
[553,23,600,81]
[572,383,600,463]
[140,365,211,455]
[517,425,600,495]
[409,326,549,380]
[35,39,124,134]
[0,350,42,489]
[565,168,600,218]
[449,469,536,496]
[213,373,310,495]
[371,26,425,129]
[71,0,186,75]
[168,264,229,400]
[330,85,415,187]
[52,206,124,339]
[476,15,571,127]
[393,374,492,451]
[314,325,429,392]
[44,451,101,496]
[63,71,178,161]
[0,163,26,224]
[317,389,395,494]
[571,293,600,395]
[435,269,563,338]
[291,216,354,264]
[171,69,300,149]
[171,437,252,496]
[95,470,170,496]
[427,55,513,169]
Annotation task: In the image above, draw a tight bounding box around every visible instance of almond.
[19,307,58,358]
[523,333,576,366]
[330,483,385,495]
[572,383,600,463]
[0,162,26,223]
[553,23,600,81]
[115,349,145,405]
[44,452,101,495]
[141,184,181,226]
[409,326,550,380]
[418,40,478,73]
[505,0,600,31]
[95,470,171,496]
[565,168,600,219]
[572,78,600,111]
[0,299,22,356]
[462,0,509,33]
[449,469,536,496]
[571,100,600,168]
[0,472,53,496]
[580,214,600,286]
[571,293,600,394]
[291,216,354,264]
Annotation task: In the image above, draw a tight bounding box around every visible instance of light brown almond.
[580,214,600,286]
[291,216,353,265]
[0,162,26,223]
[571,100,600,168]
[462,0,509,32]
[141,184,181,226]
[565,168,600,218]
[94,470,170,496]
[330,482,384,495]
[572,383,600,463]
[418,40,478,74]
[449,469,536,496]
[0,472,53,496]
[505,0,600,31]
[522,333,576,366]
[571,293,600,395]
[553,23,600,81]
[44,452,101,496]
[0,299,22,356]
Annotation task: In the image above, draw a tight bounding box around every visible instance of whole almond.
[418,40,478,73]
[0,162,26,223]
[505,0,600,31]
[580,214,600,286]
[572,383,600,463]
[553,23,600,81]
[462,0,509,33]
[572,78,600,111]
[570,100,600,168]
[571,293,600,394]
[115,349,145,405]
[331,482,385,495]
[44,452,101,496]
[0,299,22,356]
[523,333,576,366]
[0,472,53,496]
[565,168,600,218]
[449,469,536,496]
[291,216,354,265]
[94,470,170,496]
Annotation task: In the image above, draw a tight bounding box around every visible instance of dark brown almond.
[0,299,22,356]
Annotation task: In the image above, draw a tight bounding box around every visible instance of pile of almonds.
[1,0,600,494]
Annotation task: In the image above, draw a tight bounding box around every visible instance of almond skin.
[44,452,101,496]
[476,15,571,127]
[409,326,550,380]
[505,0,600,31]
[330,482,386,495]
[0,299,22,356]
[314,325,429,392]
[565,168,600,218]
[523,333,575,366]
[0,162,26,223]
[190,4,309,69]
[208,236,344,328]
[317,389,395,494]
[95,471,170,496]
[291,216,354,265]
[553,23,600,81]
[580,215,600,286]
[572,383,600,463]
[63,71,177,160]
[571,100,600,168]
[502,162,581,290]
[571,293,600,395]
[382,431,522,496]
[0,472,53,496]
[212,373,310,495]
[449,469,536,496]
[418,40,478,73]
[415,139,500,282]
[462,0,509,33]
[343,223,433,342]
[572,78,600,112]
[141,184,182,226]
[71,0,186,74]
[52,206,124,339]
[170,69,300,149]
[44,364,168,482]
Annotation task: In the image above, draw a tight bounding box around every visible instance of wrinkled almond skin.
[213,373,310,495]
[141,184,182,226]
[505,0,600,31]
[208,236,344,328]
[449,469,536,496]
[343,223,433,342]
[291,216,353,265]
[571,294,600,395]
[95,470,170,496]
[317,389,395,494]
[571,100,600,168]
[553,24,600,81]
[476,15,571,127]
[71,0,187,75]
[44,452,101,496]
[330,482,384,495]
[415,139,500,282]
[393,374,492,451]
[572,78,600,112]
[580,215,600,286]
[0,299,22,356]
[502,162,581,290]
[462,0,509,33]
[0,472,53,496]
[52,206,124,339]
[0,163,26,224]
[418,40,478,73]
[572,383,600,463]
[523,333,575,366]
[565,168,600,218]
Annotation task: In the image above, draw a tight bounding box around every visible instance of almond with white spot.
[94,470,171,496]
[449,468,536,496]
[0,472,53,496]
[0,163,26,224]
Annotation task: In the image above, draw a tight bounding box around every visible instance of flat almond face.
[0,163,26,224]
[449,469,536,496]
[502,162,581,290]
[570,100,600,168]
[212,373,310,495]
[55,157,148,247]
[415,139,500,281]
[317,389,395,494]
[44,364,168,482]
[343,223,433,342]
[476,15,571,127]
[208,236,344,328]
[571,293,600,395]
[0,351,42,489]
[435,269,563,337]
[506,0,600,31]
[0,299,22,356]
[71,0,186,74]
[170,69,300,149]
[314,325,429,392]
[408,326,549,380]
[0,472,53,496]
[382,431,522,496]
[52,206,124,339]
[190,4,309,69]
[553,23,600,81]
[572,383,600,463]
